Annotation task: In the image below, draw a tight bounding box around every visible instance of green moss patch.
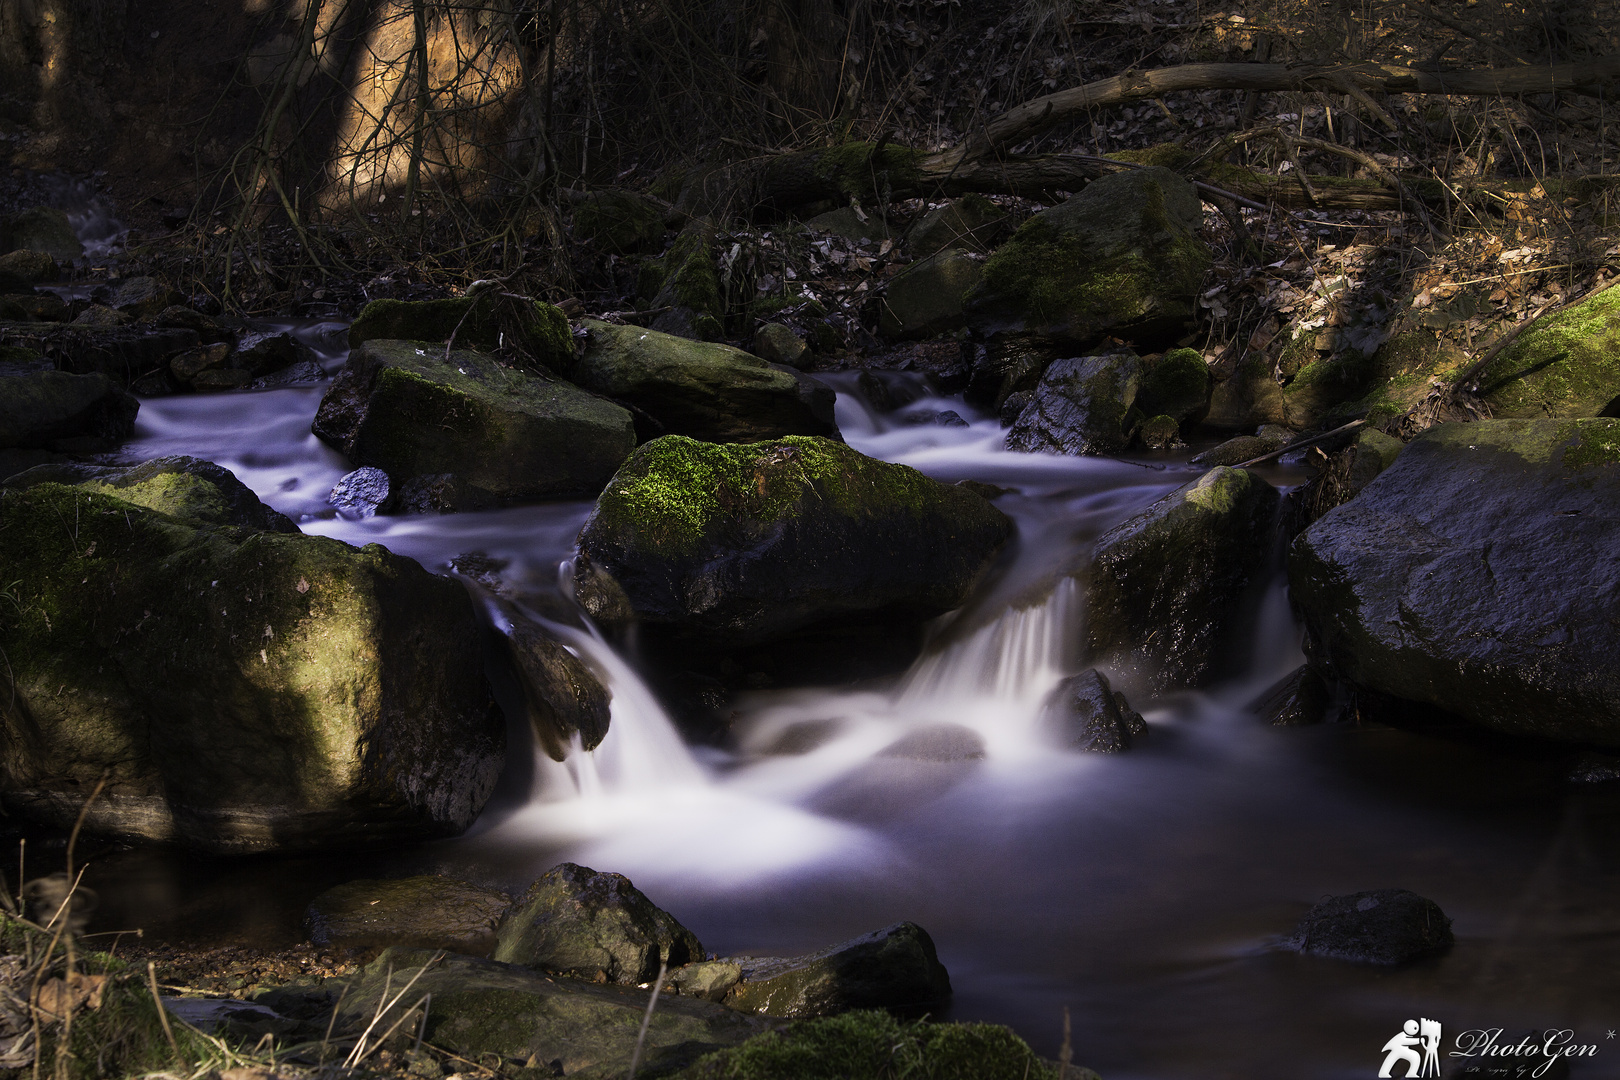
[1477,283,1620,418]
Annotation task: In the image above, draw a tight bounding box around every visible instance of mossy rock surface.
[1290,418,1620,745]
[675,1010,1087,1080]
[905,194,1012,259]
[1005,350,1142,456]
[968,166,1211,347]
[348,294,573,371]
[572,189,667,253]
[646,230,725,340]
[1087,466,1280,690]
[306,875,513,955]
[724,923,951,1019]
[493,862,704,984]
[577,321,837,443]
[0,248,59,289]
[1475,282,1620,417]
[314,339,635,508]
[878,249,981,340]
[3,455,297,532]
[332,948,769,1079]
[0,369,137,450]
[0,483,502,852]
[573,435,1013,645]
[1137,347,1211,425]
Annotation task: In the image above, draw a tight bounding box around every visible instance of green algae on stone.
[4,455,297,532]
[574,435,1013,644]
[0,483,501,852]
[348,294,573,371]
[1475,283,1620,417]
[1137,346,1211,425]
[969,166,1211,347]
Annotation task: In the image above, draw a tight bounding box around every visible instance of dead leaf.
[33,972,107,1020]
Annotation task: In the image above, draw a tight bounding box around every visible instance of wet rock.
[229,329,302,377]
[128,370,178,397]
[1289,418,1620,746]
[313,339,635,509]
[306,876,513,955]
[331,948,766,1076]
[73,304,129,327]
[393,473,480,515]
[109,276,183,319]
[752,321,809,370]
[1041,668,1146,752]
[347,295,573,372]
[1190,430,1287,467]
[1005,350,1142,456]
[1248,665,1331,727]
[667,960,742,1002]
[169,342,231,382]
[0,369,137,451]
[0,321,199,384]
[1138,414,1181,450]
[901,408,969,427]
[575,321,837,444]
[878,249,982,340]
[998,389,1032,426]
[504,615,611,761]
[573,435,1013,646]
[724,922,952,1018]
[4,456,297,533]
[2,208,82,263]
[153,305,230,344]
[328,466,391,519]
[0,250,60,290]
[905,194,1012,259]
[0,482,502,853]
[493,863,704,984]
[0,293,69,323]
[1136,347,1211,427]
[191,368,253,392]
[805,206,890,245]
[1287,889,1452,964]
[968,167,1210,347]
[856,369,929,413]
[571,189,667,254]
[251,359,325,388]
[1088,467,1280,690]
[1568,752,1620,784]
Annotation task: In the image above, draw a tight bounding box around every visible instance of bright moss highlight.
[673,1010,1073,1080]
[1478,283,1620,418]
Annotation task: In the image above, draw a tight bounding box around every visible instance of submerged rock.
[0,482,502,852]
[0,369,137,451]
[493,863,704,985]
[313,339,635,509]
[967,166,1210,347]
[1087,466,1280,690]
[575,321,837,443]
[724,922,952,1018]
[1290,418,1620,746]
[4,455,297,533]
[1042,668,1147,752]
[573,435,1012,646]
[332,948,767,1077]
[1004,350,1142,456]
[306,876,513,955]
[1288,889,1452,964]
[504,615,611,761]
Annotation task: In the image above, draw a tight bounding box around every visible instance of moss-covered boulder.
[1290,419,1620,745]
[1004,350,1142,456]
[3,208,82,263]
[505,614,611,761]
[313,339,635,510]
[331,948,768,1078]
[4,456,298,532]
[306,875,513,955]
[752,321,809,369]
[1087,466,1280,690]
[967,166,1210,347]
[675,1010,1084,1080]
[0,249,59,293]
[575,321,838,443]
[905,194,1012,259]
[493,863,704,984]
[877,249,982,340]
[572,189,667,253]
[1474,282,1620,417]
[573,436,1013,645]
[0,483,502,852]
[724,923,951,1018]
[1137,346,1212,426]
[644,230,725,341]
[347,294,573,371]
[0,370,137,451]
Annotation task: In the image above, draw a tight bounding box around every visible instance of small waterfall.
[901,577,1081,707]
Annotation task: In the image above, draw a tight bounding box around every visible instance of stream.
[56,318,1620,1078]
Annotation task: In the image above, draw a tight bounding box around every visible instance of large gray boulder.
[0,481,502,853]
[1290,419,1620,745]
[1087,466,1280,689]
[573,321,838,443]
[313,339,635,510]
[724,922,952,1018]
[0,369,137,451]
[967,166,1211,347]
[1005,351,1142,456]
[573,435,1013,646]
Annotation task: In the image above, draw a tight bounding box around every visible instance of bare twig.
[625,962,667,1080]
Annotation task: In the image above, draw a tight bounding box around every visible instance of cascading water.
[93,323,1620,1079]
